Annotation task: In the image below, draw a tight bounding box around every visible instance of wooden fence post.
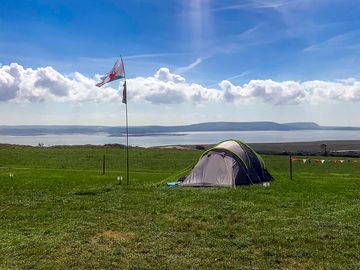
[289,155,293,180]
[103,154,106,175]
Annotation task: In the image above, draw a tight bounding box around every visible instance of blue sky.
[1,0,360,126]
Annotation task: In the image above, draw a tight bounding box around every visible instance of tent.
[181,140,272,187]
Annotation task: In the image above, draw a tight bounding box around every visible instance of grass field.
[0,145,359,269]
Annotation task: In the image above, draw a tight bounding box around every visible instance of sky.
[1,0,360,126]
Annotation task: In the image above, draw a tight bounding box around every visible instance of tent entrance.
[183,152,237,187]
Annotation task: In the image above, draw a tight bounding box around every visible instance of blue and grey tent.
[181,140,272,187]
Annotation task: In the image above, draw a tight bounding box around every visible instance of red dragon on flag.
[96,58,125,87]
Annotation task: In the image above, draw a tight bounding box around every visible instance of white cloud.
[219,79,307,105]
[0,63,120,103]
[1,63,360,105]
[219,78,360,105]
[303,29,360,53]
[175,57,203,74]
[214,0,298,11]
[128,68,221,104]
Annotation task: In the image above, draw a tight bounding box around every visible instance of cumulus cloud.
[1,63,360,105]
[127,68,221,104]
[0,63,119,103]
[218,78,360,105]
[219,79,307,105]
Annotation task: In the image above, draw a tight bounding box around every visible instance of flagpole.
[96,57,129,185]
[125,88,129,185]
[121,56,129,185]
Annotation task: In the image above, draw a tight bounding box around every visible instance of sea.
[1,130,360,147]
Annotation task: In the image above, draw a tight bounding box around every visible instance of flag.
[122,81,127,104]
[96,58,125,87]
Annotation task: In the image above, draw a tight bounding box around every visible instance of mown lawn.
[0,145,359,269]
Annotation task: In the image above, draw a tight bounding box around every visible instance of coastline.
[1,139,360,157]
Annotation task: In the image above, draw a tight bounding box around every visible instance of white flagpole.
[125,86,129,185]
[121,57,129,185]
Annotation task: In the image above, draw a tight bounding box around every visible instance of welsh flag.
[96,58,125,87]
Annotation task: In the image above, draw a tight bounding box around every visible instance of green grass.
[0,145,359,269]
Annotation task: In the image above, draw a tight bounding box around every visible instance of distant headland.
[0,121,360,136]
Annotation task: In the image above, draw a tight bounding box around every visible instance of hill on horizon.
[1,121,360,136]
